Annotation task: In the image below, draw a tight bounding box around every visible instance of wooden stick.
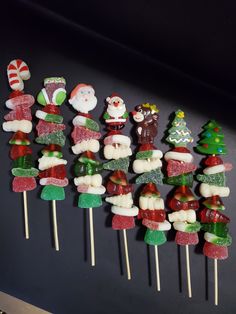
[154,245,161,291]
[122,229,131,280]
[23,191,29,239]
[185,245,192,298]
[52,200,59,251]
[214,258,218,306]
[89,207,95,266]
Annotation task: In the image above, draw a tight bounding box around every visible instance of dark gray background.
[0,1,235,313]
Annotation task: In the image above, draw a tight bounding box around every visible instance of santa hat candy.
[70,83,104,266]
[196,120,232,305]
[35,77,68,251]
[2,59,38,239]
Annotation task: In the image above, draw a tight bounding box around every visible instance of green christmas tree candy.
[164,173,193,187]
[135,168,163,185]
[166,110,193,147]
[197,172,226,187]
[195,120,227,155]
[103,157,129,173]
[36,131,66,147]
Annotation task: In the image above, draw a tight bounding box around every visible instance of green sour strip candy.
[74,162,102,176]
[136,150,153,160]
[85,118,100,132]
[13,155,33,169]
[44,113,63,123]
[197,172,226,187]
[144,229,167,246]
[185,221,201,233]
[207,233,232,246]
[103,157,129,173]
[78,193,102,208]
[201,222,228,237]
[41,185,65,201]
[164,173,193,187]
[36,131,66,147]
[136,168,163,185]
[12,167,39,177]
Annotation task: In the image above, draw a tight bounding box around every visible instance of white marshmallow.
[106,193,133,208]
[111,205,139,217]
[139,196,164,210]
[203,165,224,175]
[133,158,162,174]
[38,156,67,171]
[104,134,131,146]
[72,139,100,154]
[164,151,193,163]
[168,210,196,223]
[199,183,230,198]
[104,144,132,160]
[74,174,102,187]
[2,120,32,133]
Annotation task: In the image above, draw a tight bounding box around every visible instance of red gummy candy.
[43,144,62,153]
[106,181,132,195]
[4,105,32,121]
[43,104,60,115]
[139,143,157,151]
[39,165,66,179]
[10,131,30,144]
[9,90,24,99]
[169,198,199,211]
[107,130,122,136]
[141,182,160,197]
[142,218,164,230]
[10,145,32,160]
[203,242,228,260]
[199,208,230,223]
[167,160,197,177]
[71,126,101,144]
[112,215,135,230]
[204,156,223,166]
[12,177,36,192]
[36,120,65,136]
[138,209,166,222]
[172,147,190,153]
[175,231,199,245]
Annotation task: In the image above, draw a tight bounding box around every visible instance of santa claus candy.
[69,83,97,114]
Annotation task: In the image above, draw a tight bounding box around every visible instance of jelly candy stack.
[2,59,38,239]
[132,103,170,291]
[164,109,200,297]
[35,77,67,250]
[196,120,232,305]
[103,94,138,280]
[69,83,104,266]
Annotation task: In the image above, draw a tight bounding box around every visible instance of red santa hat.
[106,93,122,103]
[70,83,92,100]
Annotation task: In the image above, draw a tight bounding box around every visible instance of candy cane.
[7,59,31,91]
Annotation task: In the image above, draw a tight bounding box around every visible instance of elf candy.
[2,59,38,239]
[164,109,200,298]
[35,77,68,251]
[69,83,104,266]
[132,103,169,291]
[196,120,232,305]
[104,94,137,280]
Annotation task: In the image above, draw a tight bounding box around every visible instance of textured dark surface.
[0,1,236,314]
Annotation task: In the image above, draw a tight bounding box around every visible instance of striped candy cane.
[7,59,31,91]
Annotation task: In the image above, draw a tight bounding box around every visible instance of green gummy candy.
[201,222,228,237]
[78,156,100,165]
[144,229,167,246]
[74,161,102,176]
[42,150,63,158]
[209,233,232,246]
[44,113,63,124]
[136,168,163,185]
[41,185,65,201]
[203,198,225,211]
[197,173,225,187]
[36,131,66,147]
[13,155,33,169]
[103,157,129,173]
[85,118,100,132]
[185,221,201,233]
[12,167,39,177]
[78,193,102,208]
[164,173,193,187]
[136,150,153,160]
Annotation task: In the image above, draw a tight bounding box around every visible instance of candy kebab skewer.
[69,84,104,266]
[164,110,200,298]
[103,94,138,280]
[2,59,38,239]
[35,77,67,251]
[195,120,232,305]
[132,103,170,291]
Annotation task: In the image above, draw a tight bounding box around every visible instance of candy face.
[69,84,97,113]
[104,94,128,127]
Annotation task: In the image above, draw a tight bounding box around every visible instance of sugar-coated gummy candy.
[36,110,63,124]
[12,167,39,177]
[144,229,167,246]
[167,159,197,177]
[197,172,225,187]
[13,155,33,169]
[135,168,163,185]
[175,231,199,245]
[40,177,69,187]
[39,165,66,179]
[78,193,102,208]
[103,157,129,173]
[112,215,135,230]
[201,222,228,237]
[12,177,37,192]
[73,115,100,131]
[4,105,32,121]
[10,145,32,160]
[9,131,30,145]
[41,185,65,200]
[36,131,66,147]
[164,173,193,187]
[5,94,34,110]
[203,242,228,260]
[36,120,65,136]
[71,126,101,144]
[3,120,32,134]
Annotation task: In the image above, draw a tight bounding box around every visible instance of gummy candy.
[144,229,166,246]
[109,170,128,186]
[106,180,132,195]
[201,222,228,237]
[10,145,32,160]
[41,185,65,200]
[169,198,199,211]
[4,105,32,121]
[167,159,197,177]
[204,155,223,166]
[112,215,135,230]
[36,120,65,136]
[12,167,38,177]
[164,173,193,187]
[73,115,100,131]
[40,177,68,187]
[140,183,161,197]
[12,177,36,192]
[197,172,225,187]
[138,209,166,222]
[39,165,66,179]
[5,94,34,109]
[203,242,228,260]
[13,155,33,169]
[205,232,232,246]
[175,231,199,245]
[202,196,225,210]
[103,157,129,173]
[135,168,163,185]
[43,104,61,114]
[9,131,30,145]
[71,126,101,144]
[74,161,102,177]
[199,208,230,223]
[36,131,66,147]
[78,193,102,208]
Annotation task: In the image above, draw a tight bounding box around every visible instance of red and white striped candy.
[7,59,30,91]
